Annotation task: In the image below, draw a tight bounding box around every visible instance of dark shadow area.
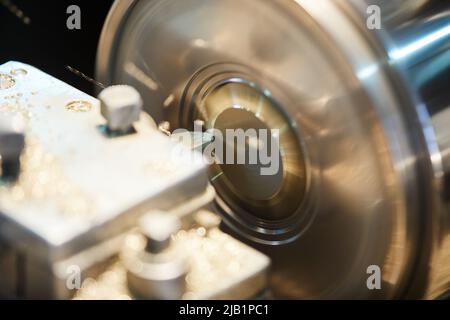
[0,0,114,95]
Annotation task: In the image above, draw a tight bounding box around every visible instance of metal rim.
[338,0,444,298]
[178,62,313,244]
[95,0,433,298]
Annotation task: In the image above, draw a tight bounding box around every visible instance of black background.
[0,300,441,318]
[0,0,114,95]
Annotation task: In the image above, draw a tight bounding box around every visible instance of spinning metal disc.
[97,0,448,299]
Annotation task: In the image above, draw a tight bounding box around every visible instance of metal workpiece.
[99,85,143,133]
[96,0,450,299]
[0,61,209,299]
[3,0,449,302]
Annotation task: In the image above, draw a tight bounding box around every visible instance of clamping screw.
[0,115,25,181]
[139,211,181,254]
[99,85,143,133]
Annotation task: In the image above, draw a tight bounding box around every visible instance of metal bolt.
[98,85,142,132]
[0,115,25,180]
[124,211,188,299]
[139,211,181,254]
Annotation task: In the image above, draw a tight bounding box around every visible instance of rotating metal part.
[97,0,450,299]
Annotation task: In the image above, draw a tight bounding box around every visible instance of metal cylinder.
[97,0,450,299]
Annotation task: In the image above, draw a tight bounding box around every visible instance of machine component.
[139,211,181,254]
[123,212,189,300]
[180,66,308,241]
[0,61,208,299]
[75,210,270,300]
[0,61,269,300]
[99,85,142,133]
[97,0,450,299]
[0,114,25,180]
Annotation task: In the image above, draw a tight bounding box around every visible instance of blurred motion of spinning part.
[0,0,449,300]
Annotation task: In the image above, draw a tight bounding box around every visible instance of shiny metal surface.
[75,214,270,300]
[97,0,450,299]
[180,68,309,244]
[0,61,208,298]
[342,0,450,299]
